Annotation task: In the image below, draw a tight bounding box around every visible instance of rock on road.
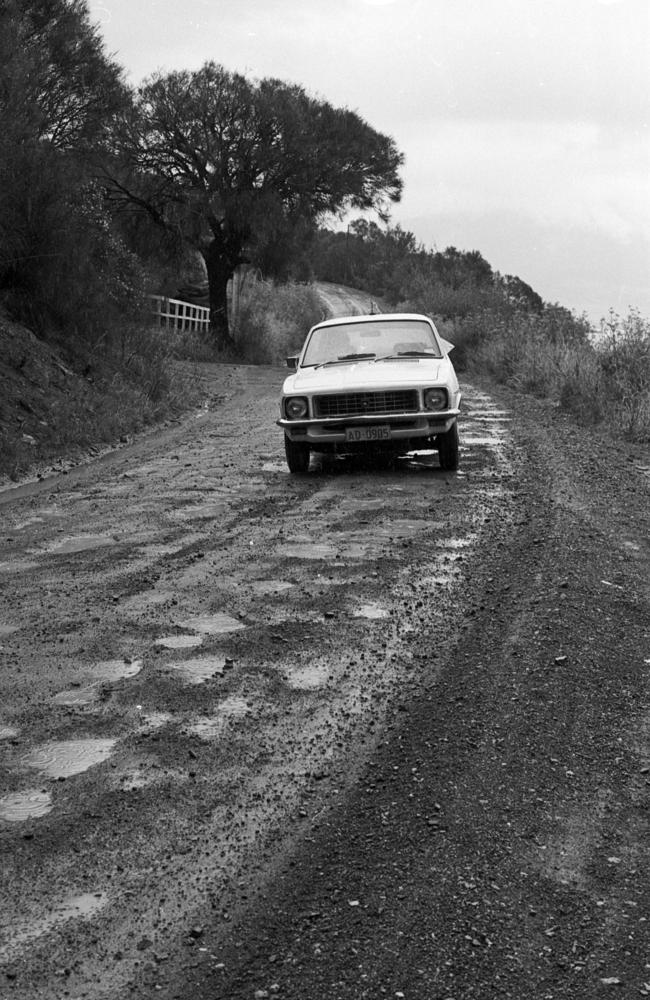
[0,345,649,998]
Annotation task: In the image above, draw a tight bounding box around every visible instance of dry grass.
[0,314,205,481]
[446,307,650,443]
[233,276,324,364]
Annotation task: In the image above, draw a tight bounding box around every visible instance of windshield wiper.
[375,351,439,361]
[315,352,376,368]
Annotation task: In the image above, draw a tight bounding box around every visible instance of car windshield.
[301,319,443,367]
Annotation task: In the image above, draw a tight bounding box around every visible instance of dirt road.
[0,345,649,997]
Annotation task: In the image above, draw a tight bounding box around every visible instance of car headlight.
[284,396,309,420]
[423,387,448,411]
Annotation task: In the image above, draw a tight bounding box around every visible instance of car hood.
[285,358,447,393]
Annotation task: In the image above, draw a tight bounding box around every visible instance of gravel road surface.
[0,305,648,999]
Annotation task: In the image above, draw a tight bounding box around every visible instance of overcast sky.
[88,0,649,324]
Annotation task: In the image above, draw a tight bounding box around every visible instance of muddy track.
[0,361,648,999]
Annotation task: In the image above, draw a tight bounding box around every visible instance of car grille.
[314,389,419,418]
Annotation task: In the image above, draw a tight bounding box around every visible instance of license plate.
[345,425,391,443]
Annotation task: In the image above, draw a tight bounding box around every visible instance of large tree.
[0,0,131,330]
[106,63,404,348]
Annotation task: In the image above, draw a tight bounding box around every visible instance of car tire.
[284,435,310,474]
[437,422,459,471]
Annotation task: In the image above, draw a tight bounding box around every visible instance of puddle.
[0,624,20,637]
[12,517,45,529]
[121,589,175,610]
[53,659,143,705]
[461,436,503,447]
[280,542,339,560]
[52,686,98,706]
[90,658,143,683]
[155,634,204,649]
[281,539,371,561]
[178,613,246,634]
[183,501,230,520]
[0,560,39,573]
[0,892,108,960]
[0,789,53,822]
[22,739,118,779]
[46,534,116,554]
[250,579,295,596]
[284,662,331,690]
[352,602,390,620]
[166,655,226,685]
[370,520,430,539]
[0,725,19,739]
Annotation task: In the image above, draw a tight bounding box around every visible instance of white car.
[278,313,461,473]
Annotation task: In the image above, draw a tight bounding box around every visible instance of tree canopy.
[107,62,404,347]
[0,0,127,150]
[0,0,134,333]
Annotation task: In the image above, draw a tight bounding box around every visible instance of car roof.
[312,312,435,330]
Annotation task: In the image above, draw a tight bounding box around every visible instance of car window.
[301,319,442,366]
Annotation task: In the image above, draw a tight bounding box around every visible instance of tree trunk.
[202,240,236,351]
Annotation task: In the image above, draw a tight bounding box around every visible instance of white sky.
[89,0,650,323]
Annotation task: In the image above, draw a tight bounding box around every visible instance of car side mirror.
[439,338,455,354]
[286,355,298,370]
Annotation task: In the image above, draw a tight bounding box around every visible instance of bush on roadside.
[596,310,650,439]
[447,303,649,442]
[234,276,324,364]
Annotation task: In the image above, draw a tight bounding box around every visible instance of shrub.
[234,276,324,364]
[597,310,650,439]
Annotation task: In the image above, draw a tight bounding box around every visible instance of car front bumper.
[278,408,460,446]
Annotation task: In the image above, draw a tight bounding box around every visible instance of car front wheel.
[437,422,459,471]
[284,435,310,474]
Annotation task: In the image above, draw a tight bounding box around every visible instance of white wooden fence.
[149,295,210,333]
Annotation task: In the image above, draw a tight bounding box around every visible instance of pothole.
[461,435,504,446]
[351,602,390,620]
[45,534,116,554]
[0,560,39,573]
[166,655,226,685]
[250,579,295,596]
[121,589,175,610]
[52,686,98,707]
[280,542,339,560]
[155,634,204,649]
[178,613,246,634]
[22,739,118,779]
[52,660,142,706]
[0,789,53,822]
[89,658,143,682]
